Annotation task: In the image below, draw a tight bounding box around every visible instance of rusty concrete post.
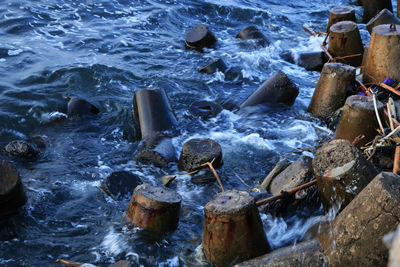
[308,63,355,119]
[185,24,217,50]
[363,0,393,23]
[328,21,363,67]
[366,9,400,34]
[327,6,356,32]
[125,183,181,232]
[363,24,400,84]
[319,172,400,266]
[313,139,378,212]
[334,95,384,146]
[202,190,270,266]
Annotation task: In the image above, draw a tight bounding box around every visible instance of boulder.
[236,26,269,47]
[178,138,222,171]
[3,140,39,159]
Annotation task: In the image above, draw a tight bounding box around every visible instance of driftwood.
[256,179,317,207]
[201,158,224,192]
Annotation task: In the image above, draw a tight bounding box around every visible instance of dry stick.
[334,53,362,60]
[356,79,373,96]
[256,179,317,207]
[372,94,386,136]
[352,135,365,146]
[161,169,200,186]
[387,102,395,131]
[201,158,224,192]
[56,259,84,267]
[380,83,400,97]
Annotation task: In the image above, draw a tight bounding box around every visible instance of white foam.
[100,227,128,256]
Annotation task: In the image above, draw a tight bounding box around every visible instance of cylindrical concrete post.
[327,6,356,32]
[308,63,355,118]
[0,160,26,219]
[313,139,378,212]
[185,24,217,50]
[178,138,222,171]
[363,0,393,23]
[125,183,181,232]
[236,26,269,47]
[328,21,364,67]
[364,24,400,84]
[202,190,270,266]
[240,71,299,108]
[366,9,400,34]
[319,172,400,266]
[334,95,384,146]
[134,136,177,168]
[133,88,177,139]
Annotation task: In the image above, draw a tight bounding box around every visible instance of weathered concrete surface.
[319,172,400,266]
[178,138,222,171]
[366,9,400,34]
[327,6,356,31]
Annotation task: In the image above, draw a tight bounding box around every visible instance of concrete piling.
[202,190,270,266]
[125,183,182,232]
[308,63,356,119]
[363,0,393,23]
[185,24,217,50]
[366,9,400,34]
[327,6,356,32]
[328,21,363,67]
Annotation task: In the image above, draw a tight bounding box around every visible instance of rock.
[240,71,299,108]
[185,24,217,50]
[134,136,177,168]
[269,156,313,195]
[125,183,182,232]
[199,58,227,74]
[202,190,270,267]
[308,63,356,119]
[313,139,378,211]
[0,160,26,219]
[296,51,327,71]
[188,100,222,119]
[101,171,142,200]
[334,95,384,146]
[366,9,400,34]
[67,97,99,117]
[319,172,400,266]
[3,140,39,159]
[235,239,327,266]
[236,26,269,47]
[133,88,177,139]
[178,138,222,171]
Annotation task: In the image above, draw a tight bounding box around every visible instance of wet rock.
[0,160,26,219]
[185,24,217,50]
[269,156,313,195]
[297,51,327,72]
[101,171,142,200]
[199,58,227,74]
[235,239,327,266]
[133,88,177,139]
[125,183,182,232]
[203,190,270,266]
[236,26,269,47]
[4,140,39,159]
[108,260,132,267]
[178,138,222,172]
[366,9,400,34]
[313,139,379,212]
[67,97,99,117]
[240,70,299,108]
[279,50,295,64]
[319,172,400,266]
[188,100,222,119]
[134,136,177,168]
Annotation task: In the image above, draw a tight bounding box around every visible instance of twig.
[352,135,365,146]
[387,102,395,131]
[260,158,290,190]
[380,83,400,97]
[394,146,400,174]
[201,158,224,192]
[256,179,317,207]
[355,79,373,96]
[161,169,199,186]
[334,53,362,60]
[373,94,385,135]
[56,259,84,267]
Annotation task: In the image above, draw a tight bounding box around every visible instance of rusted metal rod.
[201,158,224,192]
[302,24,317,36]
[256,179,317,207]
[380,83,400,97]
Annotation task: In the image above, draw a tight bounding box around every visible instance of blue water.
[0,0,382,266]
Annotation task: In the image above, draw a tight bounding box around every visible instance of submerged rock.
[101,171,142,200]
[185,24,217,50]
[178,138,222,171]
[67,97,99,117]
[4,140,40,159]
[236,26,269,47]
[188,100,222,119]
